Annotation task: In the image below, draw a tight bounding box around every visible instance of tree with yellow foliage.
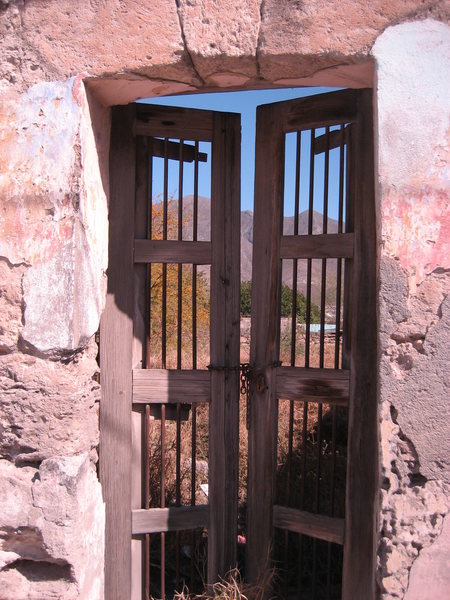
[148,198,210,369]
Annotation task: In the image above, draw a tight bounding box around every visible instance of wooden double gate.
[100,90,377,599]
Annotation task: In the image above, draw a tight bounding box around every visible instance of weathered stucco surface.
[0,61,108,598]
[1,0,448,101]
[0,453,104,599]
[373,19,450,599]
[0,1,449,598]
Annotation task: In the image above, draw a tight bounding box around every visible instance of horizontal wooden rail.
[134,240,212,264]
[133,369,210,404]
[280,233,353,259]
[135,106,214,142]
[313,126,349,155]
[132,505,209,535]
[276,367,349,405]
[150,137,208,163]
[273,505,345,545]
[284,89,358,132]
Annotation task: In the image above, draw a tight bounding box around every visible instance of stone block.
[0,259,24,353]
[0,78,108,355]
[177,0,261,82]
[0,345,100,465]
[0,454,104,599]
[258,0,449,81]
[19,0,192,84]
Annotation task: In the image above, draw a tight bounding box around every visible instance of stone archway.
[1,2,449,598]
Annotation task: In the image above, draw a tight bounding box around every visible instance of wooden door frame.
[100,90,378,599]
[246,89,378,598]
[342,89,378,600]
[100,104,136,600]
[100,104,241,599]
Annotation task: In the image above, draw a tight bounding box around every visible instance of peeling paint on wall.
[374,19,450,599]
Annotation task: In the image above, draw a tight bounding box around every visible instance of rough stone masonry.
[0,1,449,598]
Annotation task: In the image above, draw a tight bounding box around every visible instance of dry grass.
[170,568,275,600]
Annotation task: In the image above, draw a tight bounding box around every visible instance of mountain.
[167,196,340,304]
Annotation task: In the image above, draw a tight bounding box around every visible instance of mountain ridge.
[154,195,340,303]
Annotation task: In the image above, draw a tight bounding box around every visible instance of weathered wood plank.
[276,366,349,405]
[314,125,350,155]
[273,505,345,545]
[341,124,353,372]
[100,104,136,600]
[342,89,378,600]
[248,90,377,598]
[134,239,212,264]
[149,137,207,163]
[208,112,241,583]
[283,88,358,132]
[135,105,214,141]
[132,369,210,404]
[247,102,285,585]
[132,506,209,535]
[280,232,354,259]
[131,135,148,600]
[131,411,144,600]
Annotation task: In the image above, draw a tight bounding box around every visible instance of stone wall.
[0,73,108,598]
[373,20,450,599]
[0,1,449,598]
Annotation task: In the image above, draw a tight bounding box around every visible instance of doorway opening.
[100,86,377,600]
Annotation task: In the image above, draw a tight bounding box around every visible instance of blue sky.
[140,87,343,217]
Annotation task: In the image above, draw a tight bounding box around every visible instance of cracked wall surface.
[0,69,109,598]
[373,20,450,599]
[0,1,449,598]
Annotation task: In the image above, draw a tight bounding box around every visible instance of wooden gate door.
[247,89,377,599]
[101,104,240,599]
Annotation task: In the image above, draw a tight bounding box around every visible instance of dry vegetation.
[170,568,274,600]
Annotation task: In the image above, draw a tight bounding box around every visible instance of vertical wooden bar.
[298,124,310,587]
[161,139,168,370]
[100,104,136,600]
[190,405,197,590]
[146,144,153,367]
[327,124,346,598]
[313,130,329,585]
[145,142,153,600]
[177,140,184,370]
[305,129,315,368]
[247,103,285,585]
[285,131,301,597]
[208,112,241,582]
[145,405,151,600]
[298,399,308,596]
[192,141,199,371]
[175,140,183,590]
[160,403,166,599]
[132,135,149,600]
[335,125,345,370]
[299,129,315,592]
[342,89,378,600]
[290,132,301,367]
[191,142,199,589]
[341,126,353,371]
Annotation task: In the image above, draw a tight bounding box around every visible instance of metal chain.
[240,363,251,430]
[208,361,282,431]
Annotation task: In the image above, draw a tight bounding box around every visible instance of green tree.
[240,281,252,317]
[240,280,321,323]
